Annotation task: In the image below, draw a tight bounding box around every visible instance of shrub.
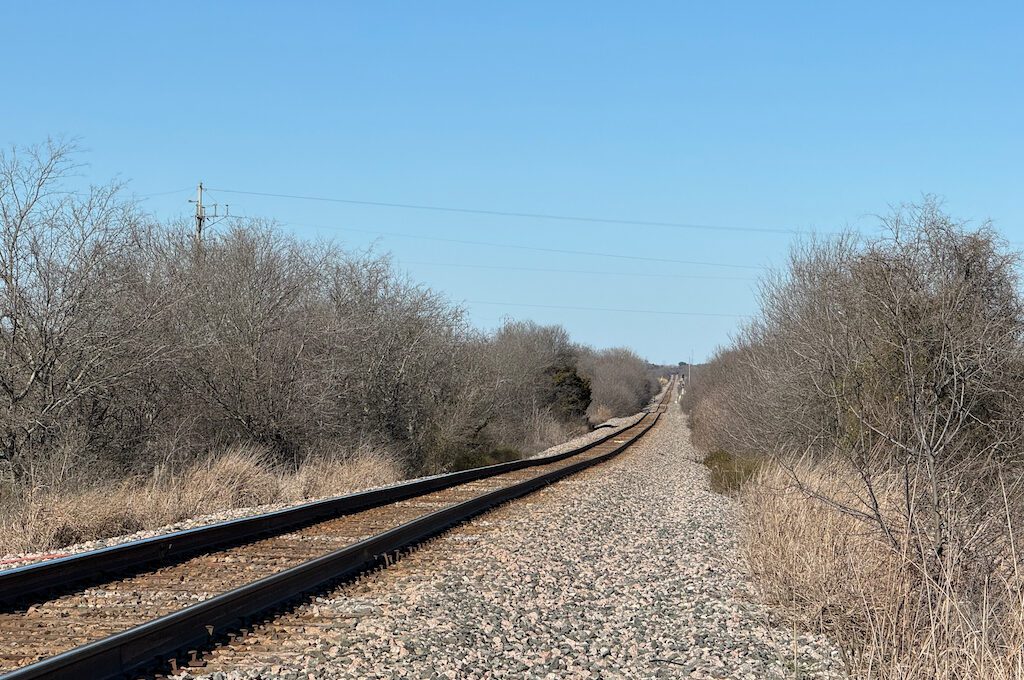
[0,140,657,553]
[579,347,655,421]
[684,199,1024,679]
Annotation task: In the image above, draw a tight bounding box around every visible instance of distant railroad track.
[0,381,673,680]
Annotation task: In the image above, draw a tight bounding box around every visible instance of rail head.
[0,407,659,607]
[0,407,665,680]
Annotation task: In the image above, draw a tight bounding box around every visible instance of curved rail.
[0,410,649,608]
[0,381,673,680]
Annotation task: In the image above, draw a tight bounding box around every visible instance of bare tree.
[579,346,654,420]
[0,141,170,486]
[685,200,1024,669]
[0,140,655,489]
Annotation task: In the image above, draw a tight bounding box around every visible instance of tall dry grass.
[742,459,1024,679]
[0,445,402,556]
[682,203,1024,679]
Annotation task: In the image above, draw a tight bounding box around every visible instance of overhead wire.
[136,187,194,199]
[401,260,757,281]
[158,195,759,318]
[137,199,769,270]
[276,220,767,270]
[205,186,804,236]
[465,300,748,319]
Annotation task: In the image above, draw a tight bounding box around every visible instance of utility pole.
[189,182,228,244]
[193,182,205,243]
[688,349,692,387]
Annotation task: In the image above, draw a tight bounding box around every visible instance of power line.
[279,220,767,270]
[140,203,767,270]
[150,204,767,270]
[136,187,193,199]
[402,260,757,281]
[466,300,748,318]
[206,186,802,236]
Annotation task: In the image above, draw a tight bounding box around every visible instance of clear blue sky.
[3,2,1021,364]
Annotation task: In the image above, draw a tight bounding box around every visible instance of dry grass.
[528,412,583,452]
[0,445,403,556]
[741,460,1024,679]
[702,449,761,495]
[587,404,615,427]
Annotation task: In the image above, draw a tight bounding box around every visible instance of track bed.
[0,386,671,679]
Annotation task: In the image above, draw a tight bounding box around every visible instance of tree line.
[0,140,657,495]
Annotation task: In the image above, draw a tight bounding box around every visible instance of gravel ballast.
[178,403,845,679]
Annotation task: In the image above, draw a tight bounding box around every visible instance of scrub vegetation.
[683,200,1024,679]
[0,140,658,554]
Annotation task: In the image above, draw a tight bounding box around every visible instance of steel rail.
[0,409,652,609]
[1,401,666,680]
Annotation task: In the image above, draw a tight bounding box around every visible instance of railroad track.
[0,381,673,680]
